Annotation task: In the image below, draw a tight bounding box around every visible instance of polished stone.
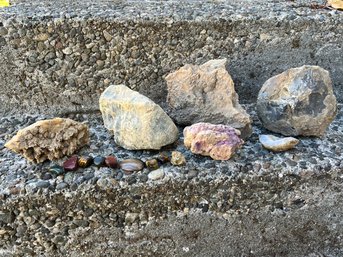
[105,155,118,168]
[49,164,64,175]
[78,156,93,168]
[119,159,144,174]
[146,159,159,170]
[157,152,170,164]
[93,156,105,167]
[63,156,79,171]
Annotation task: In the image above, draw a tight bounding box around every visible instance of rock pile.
[183,122,244,160]
[5,118,89,163]
[256,65,337,136]
[166,59,252,139]
[99,84,178,150]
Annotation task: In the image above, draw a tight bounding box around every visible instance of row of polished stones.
[48,152,170,175]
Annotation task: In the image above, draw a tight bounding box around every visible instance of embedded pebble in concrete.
[148,168,165,180]
[0,104,342,256]
[0,0,343,254]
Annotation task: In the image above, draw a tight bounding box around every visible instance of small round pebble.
[171,151,186,166]
[63,156,79,171]
[56,182,68,190]
[105,155,118,168]
[49,164,64,175]
[146,159,159,170]
[36,180,50,188]
[148,168,165,180]
[78,156,93,168]
[93,156,105,167]
[157,152,170,164]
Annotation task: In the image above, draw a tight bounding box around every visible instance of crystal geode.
[183,122,244,160]
[5,118,89,163]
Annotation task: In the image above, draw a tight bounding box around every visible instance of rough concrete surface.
[0,0,343,256]
[0,104,342,256]
[0,0,342,116]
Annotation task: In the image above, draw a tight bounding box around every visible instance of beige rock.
[170,151,186,166]
[259,135,299,152]
[99,85,179,150]
[183,122,243,161]
[34,33,49,41]
[328,0,343,10]
[5,118,89,163]
[256,65,337,136]
[166,59,252,139]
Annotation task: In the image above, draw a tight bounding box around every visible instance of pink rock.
[183,123,244,160]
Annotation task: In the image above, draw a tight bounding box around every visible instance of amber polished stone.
[78,156,93,168]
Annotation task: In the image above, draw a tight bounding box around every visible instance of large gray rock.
[256,65,337,136]
[166,59,252,139]
[99,85,178,150]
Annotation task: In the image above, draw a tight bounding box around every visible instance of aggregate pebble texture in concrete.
[0,0,342,115]
[0,104,342,256]
[1,0,343,256]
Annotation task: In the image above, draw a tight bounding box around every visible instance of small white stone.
[148,168,165,180]
[259,134,299,152]
[62,47,73,55]
[125,212,139,223]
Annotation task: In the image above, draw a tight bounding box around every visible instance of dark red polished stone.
[63,155,79,171]
[105,155,118,168]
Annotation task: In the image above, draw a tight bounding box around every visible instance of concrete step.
[1,1,343,256]
[0,104,342,256]
[0,0,342,115]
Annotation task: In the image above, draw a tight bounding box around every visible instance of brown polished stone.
[105,155,118,168]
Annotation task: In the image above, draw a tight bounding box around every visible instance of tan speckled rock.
[328,0,343,10]
[166,59,252,139]
[170,151,186,166]
[99,85,178,150]
[5,118,89,163]
[183,122,243,160]
[259,135,299,152]
[256,65,337,136]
